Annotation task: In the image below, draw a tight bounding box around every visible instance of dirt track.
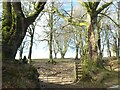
[33,61,75,85]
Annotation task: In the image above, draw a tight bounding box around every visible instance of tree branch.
[53,7,88,27]
[97,2,112,14]
[12,1,25,18]
[26,1,47,26]
[100,13,119,27]
[93,2,100,10]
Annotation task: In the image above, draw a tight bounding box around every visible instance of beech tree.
[2,1,46,60]
[53,0,113,66]
[77,1,113,66]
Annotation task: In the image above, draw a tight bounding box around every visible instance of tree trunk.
[2,2,13,60]
[88,17,98,65]
[80,1,112,66]
[2,16,27,60]
[118,34,120,58]
[28,24,35,64]
[28,34,33,64]
[107,40,111,57]
[97,28,104,67]
[60,47,67,59]
[75,44,79,60]
[28,41,33,63]
[19,41,26,61]
[19,45,23,61]
[106,29,111,57]
[98,38,102,57]
[2,2,27,60]
[54,53,57,59]
[117,2,120,58]
[2,2,46,60]
[61,53,65,59]
[79,39,84,62]
[49,2,54,63]
[49,31,53,63]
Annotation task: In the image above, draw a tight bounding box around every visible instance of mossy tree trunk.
[48,2,54,63]
[2,1,46,60]
[61,52,65,59]
[49,29,53,63]
[88,16,98,65]
[81,1,112,66]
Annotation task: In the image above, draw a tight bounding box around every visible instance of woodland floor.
[32,60,75,87]
[32,58,120,89]
[2,58,119,89]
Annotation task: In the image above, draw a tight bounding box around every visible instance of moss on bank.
[77,68,119,88]
[2,60,40,88]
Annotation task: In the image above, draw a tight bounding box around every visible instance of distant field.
[31,58,76,62]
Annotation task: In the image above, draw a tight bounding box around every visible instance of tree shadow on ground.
[39,81,108,90]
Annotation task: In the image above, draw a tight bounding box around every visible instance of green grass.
[77,68,119,88]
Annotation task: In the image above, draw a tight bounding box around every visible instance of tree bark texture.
[88,18,98,64]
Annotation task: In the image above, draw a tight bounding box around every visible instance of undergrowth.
[2,60,40,89]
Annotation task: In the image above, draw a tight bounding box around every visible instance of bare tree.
[27,23,36,63]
